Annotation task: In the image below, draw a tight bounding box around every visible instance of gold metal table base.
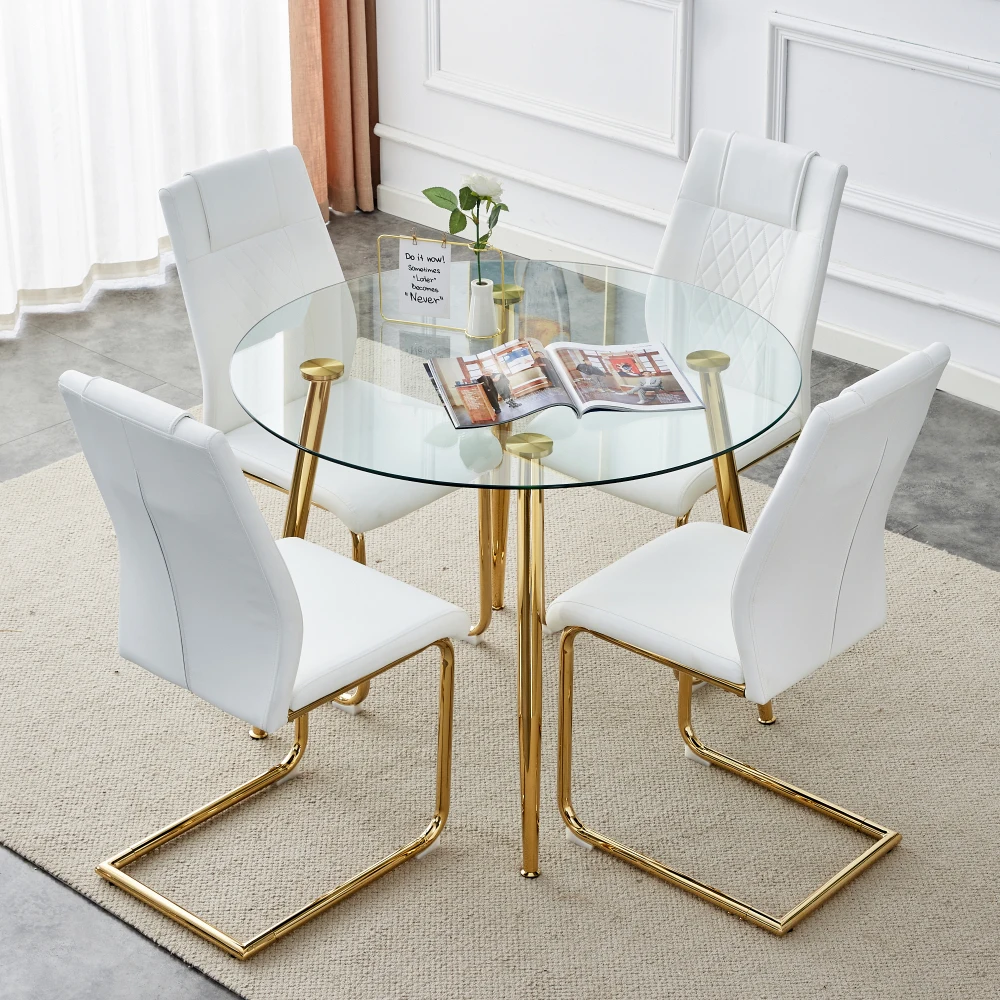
[282,359,344,540]
[468,490,494,638]
[97,640,455,960]
[490,423,513,611]
[557,626,900,934]
[491,488,511,610]
[506,432,552,878]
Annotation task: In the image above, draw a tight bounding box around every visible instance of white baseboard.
[816,321,1000,410]
[378,183,1000,411]
[377,184,646,269]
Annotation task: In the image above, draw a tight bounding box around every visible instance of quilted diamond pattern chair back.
[652,129,847,424]
[160,146,350,434]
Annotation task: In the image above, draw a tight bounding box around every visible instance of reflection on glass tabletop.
[230,260,801,490]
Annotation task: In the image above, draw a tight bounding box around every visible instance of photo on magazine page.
[549,342,702,412]
[427,338,572,429]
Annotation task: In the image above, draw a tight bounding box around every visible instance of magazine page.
[427,338,575,429]
[546,342,703,413]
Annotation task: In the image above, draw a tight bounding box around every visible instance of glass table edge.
[232,372,802,492]
[230,264,803,492]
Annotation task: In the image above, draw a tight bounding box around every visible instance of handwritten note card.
[398,241,452,318]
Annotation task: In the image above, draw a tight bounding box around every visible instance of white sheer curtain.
[0,1,293,329]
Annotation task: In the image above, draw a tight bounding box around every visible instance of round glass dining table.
[230,258,801,878]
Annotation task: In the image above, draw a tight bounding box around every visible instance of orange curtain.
[288,0,379,219]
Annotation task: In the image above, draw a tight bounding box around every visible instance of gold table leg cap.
[520,869,540,879]
[505,432,554,461]
[249,727,269,740]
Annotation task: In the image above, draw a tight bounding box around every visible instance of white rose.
[462,173,503,201]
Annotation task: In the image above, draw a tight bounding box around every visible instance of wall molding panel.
[768,13,1000,251]
[827,261,1000,329]
[424,0,692,158]
[374,123,670,226]
[378,122,1000,328]
[380,1,1000,407]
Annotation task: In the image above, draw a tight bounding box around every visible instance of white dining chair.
[159,148,483,710]
[60,370,470,960]
[548,343,949,935]
[601,129,848,527]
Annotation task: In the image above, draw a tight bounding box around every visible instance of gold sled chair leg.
[350,532,366,565]
[556,627,900,936]
[97,639,455,960]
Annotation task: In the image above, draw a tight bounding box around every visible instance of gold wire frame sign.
[376,233,506,335]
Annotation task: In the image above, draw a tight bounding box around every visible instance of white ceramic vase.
[467,277,498,340]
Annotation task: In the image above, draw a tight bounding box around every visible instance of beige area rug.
[2,449,999,999]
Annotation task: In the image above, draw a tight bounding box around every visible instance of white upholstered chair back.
[651,129,847,424]
[159,146,348,434]
[60,371,303,733]
[732,344,949,705]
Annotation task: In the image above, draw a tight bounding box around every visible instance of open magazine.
[424,338,703,429]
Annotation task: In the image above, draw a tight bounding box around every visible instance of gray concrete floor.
[2,207,999,997]
[0,848,238,1000]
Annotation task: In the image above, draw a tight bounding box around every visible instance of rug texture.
[1,449,998,999]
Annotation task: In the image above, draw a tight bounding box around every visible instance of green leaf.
[488,204,501,229]
[458,186,476,210]
[473,237,490,251]
[496,203,508,213]
[448,208,468,234]
[423,186,458,210]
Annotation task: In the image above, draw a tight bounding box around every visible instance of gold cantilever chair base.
[97,639,455,960]
[557,627,900,936]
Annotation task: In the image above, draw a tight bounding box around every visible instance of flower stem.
[476,198,482,283]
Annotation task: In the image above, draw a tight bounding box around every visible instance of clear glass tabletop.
[230,260,801,490]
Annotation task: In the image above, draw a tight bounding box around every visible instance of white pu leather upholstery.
[60,372,470,733]
[549,344,949,706]
[602,129,848,517]
[159,146,451,535]
[278,536,467,711]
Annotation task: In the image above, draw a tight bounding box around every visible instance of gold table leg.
[468,490,493,638]
[335,529,372,706]
[507,432,553,878]
[491,423,512,610]
[687,350,747,533]
[686,351,774,722]
[266,358,349,732]
[283,358,345,539]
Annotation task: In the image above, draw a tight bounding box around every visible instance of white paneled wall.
[375,0,1000,406]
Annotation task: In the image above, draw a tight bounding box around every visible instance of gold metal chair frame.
[557,626,901,935]
[97,639,455,960]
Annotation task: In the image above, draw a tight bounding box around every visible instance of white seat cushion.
[597,409,799,517]
[228,414,452,537]
[277,537,470,711]
[547,522,749,686]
